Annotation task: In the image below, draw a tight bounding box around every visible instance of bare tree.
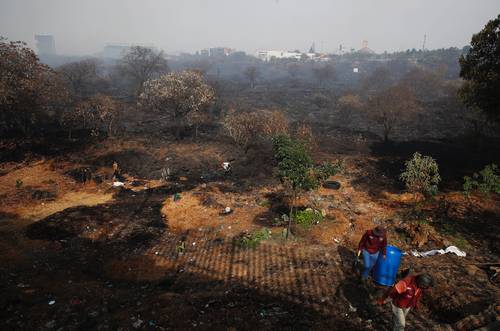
[401,68,444,101]
[119,46,169,96]
[0,38,68,136]
[287,63,302,86]
[64,94,119,138]
[367,83,418,142]
[139,70,214,140]
[187,109,210,140]
[312,63,335,87]
[361,67,392,93]
[223,109,288,154]
[57,59,102,100]
[244,66,258,88]
[187,59,213,76]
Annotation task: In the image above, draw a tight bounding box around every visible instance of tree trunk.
[107,119,113,138]
[286,193,296,240]
[175,124,181,140]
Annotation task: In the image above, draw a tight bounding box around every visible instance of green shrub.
[463,164,500,196]
[293,208,323,228]
[272,135,341,192]
[400,152,441,197]
[272,134,341,239]
[238,228,270,249]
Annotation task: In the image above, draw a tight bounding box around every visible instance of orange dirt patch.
[309,211,351,245]
[0,159,114,222]
[161,185,269,236]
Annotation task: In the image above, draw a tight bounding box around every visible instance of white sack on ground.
[410,245,466,258]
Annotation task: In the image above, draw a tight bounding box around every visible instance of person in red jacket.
[357,226,387,280]
[378,273,434,331]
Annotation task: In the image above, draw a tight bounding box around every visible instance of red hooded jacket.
[390,276,424,309]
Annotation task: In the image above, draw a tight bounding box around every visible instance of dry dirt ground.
[0,138,499,330]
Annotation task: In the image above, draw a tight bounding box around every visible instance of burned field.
[1,132,499,331]
[2,14,500,329]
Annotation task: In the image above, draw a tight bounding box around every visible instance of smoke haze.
[1,0,500,55]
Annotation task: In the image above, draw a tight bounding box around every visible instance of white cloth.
[410,245,466,258]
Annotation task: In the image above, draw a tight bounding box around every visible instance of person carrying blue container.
[357,226,387,281]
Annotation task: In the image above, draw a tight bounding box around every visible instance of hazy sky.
[1,0,500,55]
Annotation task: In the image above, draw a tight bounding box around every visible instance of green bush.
[272,134,341,239]
[400,152,441,197]
[463,164,500,196]
[272,135,341,192]
[238,228,270,249]
[293,208,323,228]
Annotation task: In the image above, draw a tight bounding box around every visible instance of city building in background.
[34,34,56,55]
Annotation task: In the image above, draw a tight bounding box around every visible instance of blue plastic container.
[373,245,402,286]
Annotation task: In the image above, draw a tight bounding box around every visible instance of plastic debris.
[112,181,125,188]
[410,245,466,258]
[173,193,181,201]
[48,300,56,305]
[132,319,143,329]
[220,206,233,215]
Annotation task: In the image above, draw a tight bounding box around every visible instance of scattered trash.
[323,181,341,190]
[112,181,125,188]
[161,167,170,181]
[48,300,56,305]
[132,319,144,329]
[259,306,288,318]
[88,311,99,318]
[220,206,233,215]
[173,193,182,201]
[45,320,56,329]
[410,245,466,257]
[333,238,340,243]
[222,162,231,173]
[348,304,357,312]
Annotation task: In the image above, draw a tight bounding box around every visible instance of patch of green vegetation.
[436,222,471,250]
[272,214,288,226]
[400,152,441,197]
[176,241,186,254]
[452,236,471,250]
[237,228,270,249]
[257,198,271,208]
[293,208,323,229]
[416,218,431,225]
[463,163,500,197]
